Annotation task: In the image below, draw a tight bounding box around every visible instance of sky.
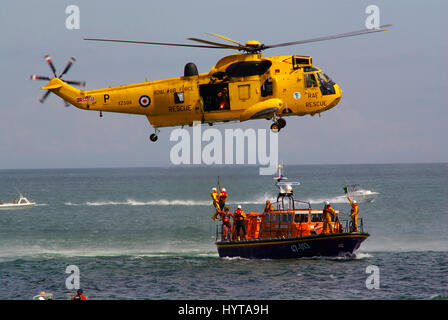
[0,0,447,169]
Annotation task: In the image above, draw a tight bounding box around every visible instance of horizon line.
[0,161,446,171]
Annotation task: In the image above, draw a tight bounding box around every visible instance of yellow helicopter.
[31,25,390,142]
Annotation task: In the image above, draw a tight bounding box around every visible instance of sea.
[0,163,447,300]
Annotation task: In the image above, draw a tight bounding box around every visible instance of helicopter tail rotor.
[31,55,86,106]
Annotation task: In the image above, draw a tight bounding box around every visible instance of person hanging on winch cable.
[322,200,335,234]
[218,188,228,211]
[211,187,220,221]
[347,195,359,232]
[234,205,247,241]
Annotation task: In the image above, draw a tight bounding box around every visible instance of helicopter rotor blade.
[206,33,245,47]
[30,75,51,81]
[59,57,76,79]
[187,37,241,50]
[39,90,51,104]
[84,38,231,49]
[65,80,86,87]
[264,24,392,50]
[44,55,57,78]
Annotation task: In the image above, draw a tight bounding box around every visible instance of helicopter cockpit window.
[316,72,327,83]
[225,60,272,78]
[305,73,318,88]
[317,72,336,95]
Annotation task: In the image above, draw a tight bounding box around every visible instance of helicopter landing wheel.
[149,133,158,142]
[277,118,286,129]
[270,123,280,133]
[149,128,160,142]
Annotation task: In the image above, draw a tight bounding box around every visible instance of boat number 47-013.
[291,243,311,253]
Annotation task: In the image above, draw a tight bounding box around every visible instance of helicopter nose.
[334,83,341,99]
[327,83,342,110]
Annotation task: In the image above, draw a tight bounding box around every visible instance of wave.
[306,195,350,204]
[0,246,218,262]
[64,193,275,207]
[62,193,351,207]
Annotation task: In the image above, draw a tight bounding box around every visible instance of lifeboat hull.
[216,233,369,259]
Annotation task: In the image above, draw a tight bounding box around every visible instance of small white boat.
[0,194,36,210]
[345,184,379,203]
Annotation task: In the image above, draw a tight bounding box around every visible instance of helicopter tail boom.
[40,78,85,108]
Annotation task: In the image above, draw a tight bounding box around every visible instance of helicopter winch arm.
[239,98,284,122]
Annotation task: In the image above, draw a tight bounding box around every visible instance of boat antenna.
[14,186,23,197]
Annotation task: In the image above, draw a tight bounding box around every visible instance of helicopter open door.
[199,83,230,112]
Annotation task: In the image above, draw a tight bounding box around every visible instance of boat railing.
[340,218,365,233]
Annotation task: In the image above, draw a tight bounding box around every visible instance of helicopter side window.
[261,78,273,97]
[225,60,272,78]
[305,73,318,88]
[174,92,184,104]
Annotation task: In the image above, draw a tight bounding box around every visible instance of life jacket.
[219,191,227,202]
[72,294,87,300]
[351,203,359,215]
[222,213,231,225]
[234,208,246,221]
[323,205,334,220]
[211,191,219,203]
[264,202,274,212]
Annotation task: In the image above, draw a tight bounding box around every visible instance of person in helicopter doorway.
[217,87,230,110]
[219,206,234,241]
[322,200,336,234]
[347,195,359,232]
[234,205,247,241]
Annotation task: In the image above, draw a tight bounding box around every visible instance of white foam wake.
[63,193,349,207]
[65,199,210,206]
[305,195,350,204]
